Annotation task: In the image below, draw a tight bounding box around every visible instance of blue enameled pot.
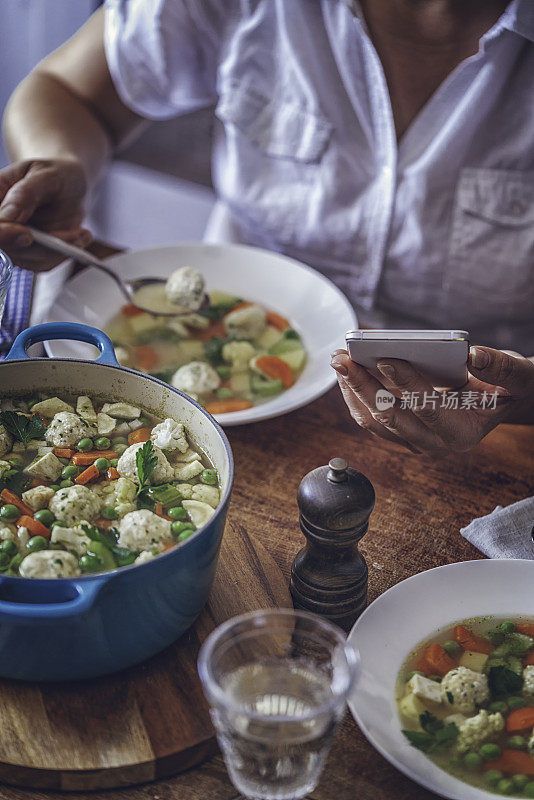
[0,322,234,681]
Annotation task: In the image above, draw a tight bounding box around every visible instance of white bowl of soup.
[44,243,357,425]
[347,560,534,800]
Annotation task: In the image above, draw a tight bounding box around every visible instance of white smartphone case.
[345,330,469,388]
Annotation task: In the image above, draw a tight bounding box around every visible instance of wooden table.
[5,249,534,800]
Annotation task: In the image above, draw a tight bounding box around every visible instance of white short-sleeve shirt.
[104,0,534,353]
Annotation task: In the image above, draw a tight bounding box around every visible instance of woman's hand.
[330,346,534,456]
[0,158,92,271]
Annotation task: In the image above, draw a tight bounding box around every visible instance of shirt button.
[510,201,525,217]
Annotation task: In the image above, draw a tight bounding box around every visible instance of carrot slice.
[484,750,534,776]
[524,652,534,666]
[506,707,534,733]
[231,301,253,312]
[17,515,51,540]
[52,448,76,459]
[122,303,144,317]
[516,623,534,638]
[128,427,152,445]
[255,355,294,388]
[94,517,113,530]
[205,399,254,415]
[0,489,33,518]
[72,451,118,466]
[199,320,227,341]
[75,464,100,485]
[454,625,493,654]
[266,311,290,331]
[136,344,158,371]
[416,652,432,675]
[422,642,457,677]
[106,467,120,481]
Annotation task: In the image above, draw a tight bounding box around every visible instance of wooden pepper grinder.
[290,457,375,631]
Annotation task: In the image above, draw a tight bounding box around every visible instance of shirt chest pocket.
[444,168,534,320]
[214,81,333,245]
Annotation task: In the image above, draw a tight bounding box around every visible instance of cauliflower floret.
[50,523,92,556]
[49,485,101,527]
[134,550,158,566]
[0,425,13,458]
[151,418,188,453]
[456,710,504,753]
[171,362,221,396]
[19,550,80,579]
[441,666,490,714]
[224,304,266,340]
[100,477,137,518]
[0,525,15,544]
[46,412,97,448]
[190,484,220,508]
[165,266,205,311]
[182,499,215,528]
[222,340,257,370]
[117,510,172,552]
[117,443,174,486]
[523,666,534,698]
[174,460,204,481]
[0,460,11,479]
[31,397,74,416]
[22,485,56,511]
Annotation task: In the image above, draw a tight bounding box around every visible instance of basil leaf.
[402,730,435,752]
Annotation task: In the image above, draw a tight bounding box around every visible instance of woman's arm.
[0,7,147,268]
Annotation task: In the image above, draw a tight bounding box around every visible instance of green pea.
[484,770,503,786]
[0,552,10,568]
[508,735,526,750]
[114,443,128,456]
[0,504,19,521]
[26,536,49,553]
[508,696,527,710]
[500,621,516,633]
[95,436,111,451]
[51,520,66,528]
[138,416,150,426]
[60,479,73,489]
[49,484,60,492]
[79,554,102,573]
[94,458,110,472]
[101,506,119,520]
[463,752,482,771]
[171,521,194,536]
[216,365,231,380]
[7,456,23,469]
[489,701,508,713]
[479,743,500,760]
[442,640,461,657]
[34,509,55,527]
[77,437,94,452]
[110,458,119,468]
[9,553,23,572]
[200,469,217,485]
[112,437,128,446]
[512,774,529,790]
[0,540,17,557]
[497,778,514,795]
[405,670,425,681]
[524,782,534,798]
[216,388,233,399]
[168,506,187,521]
[177,529,195,543]
[87,541,115,571]
[61,465,78,480]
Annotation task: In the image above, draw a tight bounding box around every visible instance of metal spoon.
[27,227,208,317]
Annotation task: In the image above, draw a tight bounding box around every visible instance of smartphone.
[345,330,469,388]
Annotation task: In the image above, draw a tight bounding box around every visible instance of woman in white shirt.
[0,0,532,454]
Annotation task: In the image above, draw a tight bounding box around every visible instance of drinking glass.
[198,609,359,800]
[0,250,13,326]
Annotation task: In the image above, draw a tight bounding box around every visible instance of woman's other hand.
[331,346,534,456]
[0,158,91,271]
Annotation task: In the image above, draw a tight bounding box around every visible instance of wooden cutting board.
[0,522,292,791]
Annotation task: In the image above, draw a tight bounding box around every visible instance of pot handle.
[5,322,119,366]
[0,575,108,620]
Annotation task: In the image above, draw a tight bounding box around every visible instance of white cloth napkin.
[461,497,534,558]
